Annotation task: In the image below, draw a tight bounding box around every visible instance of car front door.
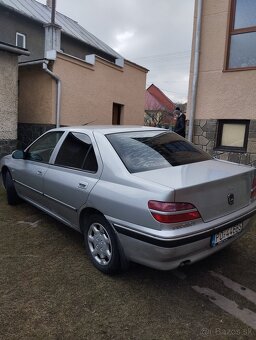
[43,131,102,228]
[12,131,64,208]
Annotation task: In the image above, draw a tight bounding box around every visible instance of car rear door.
[43,131,102,228]
[12,131,64,207]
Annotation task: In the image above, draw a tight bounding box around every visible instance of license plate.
[210,223,243,247]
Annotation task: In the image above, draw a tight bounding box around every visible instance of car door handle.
[36,170,43,176]
[78,182,88,189]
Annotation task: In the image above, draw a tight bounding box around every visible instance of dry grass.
[0,187,255,339]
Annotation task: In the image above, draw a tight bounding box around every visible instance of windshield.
[107,130,212,173]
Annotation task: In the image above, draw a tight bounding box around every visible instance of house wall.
[187,0,256,166]
[0,50,19,157]
[18,66,55,124]
[18,53,147,146]
[53,53,147,126]
[0,6,45,62]
[18,65,55,147]
[61,34,116,63]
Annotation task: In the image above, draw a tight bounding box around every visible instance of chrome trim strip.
[14,179,43,195]
[44,193,77,211]
[113,208,256,248]
[14,179,77,211]
[149,208,197,216]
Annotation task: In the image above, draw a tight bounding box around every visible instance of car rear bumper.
[112,208,256,270]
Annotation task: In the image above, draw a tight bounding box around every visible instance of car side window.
[26,132,64,163]
[54,132,98,172]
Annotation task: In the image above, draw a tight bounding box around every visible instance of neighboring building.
[145,84,176,128]
[187,0,256,166]
[0,0,148,148]
[0,41,29,158]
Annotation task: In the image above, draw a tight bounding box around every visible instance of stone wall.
[192,119,256,167]
[18,123,55,149]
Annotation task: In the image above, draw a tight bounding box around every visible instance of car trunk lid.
[133,159,254,222]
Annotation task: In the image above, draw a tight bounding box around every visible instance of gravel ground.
[0,187,255,340]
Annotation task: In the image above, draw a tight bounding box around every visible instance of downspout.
[43,62,61,128]
[188,0,203,142]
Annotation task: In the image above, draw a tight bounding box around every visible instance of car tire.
[5,170,20,205]
[83,214,121,274]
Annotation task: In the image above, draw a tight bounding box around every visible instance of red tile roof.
[145,84,175,112]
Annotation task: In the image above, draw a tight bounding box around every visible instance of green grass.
[0,187,256,339]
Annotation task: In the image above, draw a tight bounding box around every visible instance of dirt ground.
[0,186,256,340]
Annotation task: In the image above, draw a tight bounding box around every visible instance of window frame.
[16,32,26,49]
[53,132,98,173]
[25,131,64,164]
[215,119,250,152]
[225,0,256,71]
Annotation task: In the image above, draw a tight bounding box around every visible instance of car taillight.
[148,200,201,223]
[251,177,256,200]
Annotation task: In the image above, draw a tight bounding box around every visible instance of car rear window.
[106,130,211,173]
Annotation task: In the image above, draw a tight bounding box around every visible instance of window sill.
[213,147,247,153]
[223,66,256,72]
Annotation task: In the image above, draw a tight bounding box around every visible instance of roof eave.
[0,41,30,56]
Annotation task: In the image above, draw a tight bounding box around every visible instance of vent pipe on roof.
[44,0,61,57]
[46,0,56,24]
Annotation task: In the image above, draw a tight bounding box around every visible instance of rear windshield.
[106,130,211,173]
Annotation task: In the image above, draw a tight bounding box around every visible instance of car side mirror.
[12,150,25,159]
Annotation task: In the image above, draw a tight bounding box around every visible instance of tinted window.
[55,132,98,172]
[26,132,64,163]
[107,131,211,173]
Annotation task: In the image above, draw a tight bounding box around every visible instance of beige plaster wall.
[0,51,18,139]
[18,66,55,124]
[52,53,147,126]
[19,54,147,126]
[187,0,256,120]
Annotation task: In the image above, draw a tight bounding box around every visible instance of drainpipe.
[43,62,61,128]
[188,0,203,142]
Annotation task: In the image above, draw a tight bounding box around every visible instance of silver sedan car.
[1,126,256,274]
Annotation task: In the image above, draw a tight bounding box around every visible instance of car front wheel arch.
[5,169,20,205]
[1,166,8,188]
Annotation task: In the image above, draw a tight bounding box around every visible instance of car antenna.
[82,120,97,126]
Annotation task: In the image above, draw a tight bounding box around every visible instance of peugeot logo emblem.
[228,193,234,205]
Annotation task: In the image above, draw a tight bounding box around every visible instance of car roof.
[50,125,165,135]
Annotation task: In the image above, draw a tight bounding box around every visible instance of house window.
[16,32,26,48]
[226,0,256,69]
[112,103,123,125]
[226,0,256,70]
[216,120,250,151]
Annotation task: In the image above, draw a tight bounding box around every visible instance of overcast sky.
[38,0,195,103]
